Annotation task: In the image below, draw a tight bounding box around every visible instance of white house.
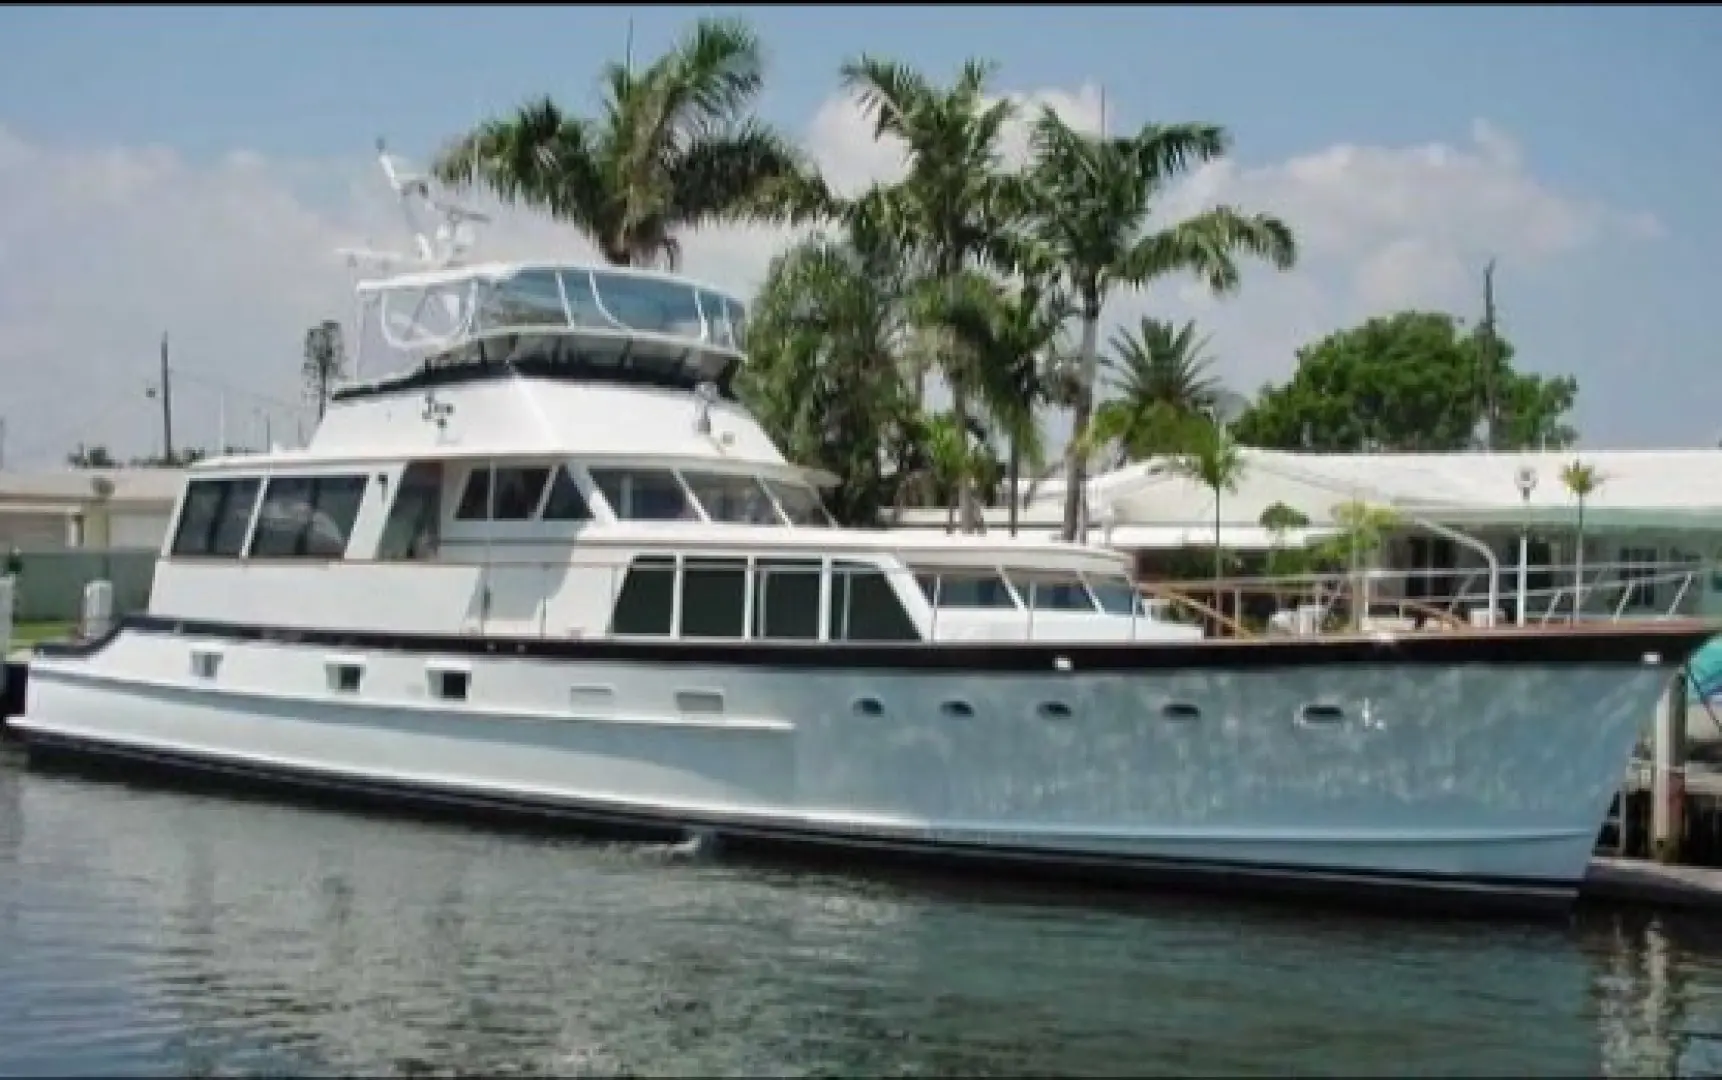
[0,468,186,552]
[894,448,1722,622]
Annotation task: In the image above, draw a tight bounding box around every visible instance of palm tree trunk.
[1061,305,1102,543]
[950,385,980,534]
[1007,436,1021,537]
[1213,489,1223,585]
[1571,498,1586,625]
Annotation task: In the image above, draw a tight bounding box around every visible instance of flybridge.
[334,140,751,399]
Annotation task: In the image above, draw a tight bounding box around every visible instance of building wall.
[109,509,171,551]
[0,511,68,551]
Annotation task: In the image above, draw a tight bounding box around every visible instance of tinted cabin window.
[916,571,1018,609]
[763,479,834,527]
[454,465,552,521]
[1009,572,1098,612]
[171,478,261,557]
[590,468,695,521]
[540,466,592,521]
[209,479,261,557]
[610,555,675,636]
[170,481,225,555]
[681,557,748,639]
[377,462,443,560]
[249,475,368,558]
[681,472,781,525]
[830,560,921,642]
[754,559,821,640]
[493,467,550,520]
[455,467,490,521]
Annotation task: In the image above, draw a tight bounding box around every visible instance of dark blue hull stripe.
[32,614,1717,673]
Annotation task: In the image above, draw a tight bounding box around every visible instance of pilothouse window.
[762,479,834,527]
[590,468,695,522]
[249,475,368,559]
[378,462,443,560]
[170,477,261,558]
[680,472,781,525]
[540,466,592,521]
[454,465,552,521]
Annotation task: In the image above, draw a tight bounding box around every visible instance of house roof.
[1029,447,1722,532]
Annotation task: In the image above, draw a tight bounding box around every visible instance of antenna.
[349,137,492,272]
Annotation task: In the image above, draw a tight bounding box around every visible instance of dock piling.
[1652,670,1689,865]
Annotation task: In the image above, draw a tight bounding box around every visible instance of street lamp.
[1514,465,1538,627]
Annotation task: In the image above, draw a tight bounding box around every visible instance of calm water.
[3,747,1722,1077]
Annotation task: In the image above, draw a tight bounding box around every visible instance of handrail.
[1141,585,1252,639]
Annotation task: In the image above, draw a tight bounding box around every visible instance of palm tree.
[839,55,1027,531]
[1560,459,1603,623]
[1027,109,1296,542]
[302,320,346,421]
[1091,317,1228,463]
[1168,414,1246,588]
[923,268,1069,534]
[737,225,918,527]
[430,17,814,270]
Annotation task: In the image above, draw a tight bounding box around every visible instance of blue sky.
[0,4,1717,462]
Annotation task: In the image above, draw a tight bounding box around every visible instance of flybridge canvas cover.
[364,265,747,356]
[337,142,751,391]
[351,265,751,390]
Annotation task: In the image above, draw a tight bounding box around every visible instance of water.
[2,747,1722,1078]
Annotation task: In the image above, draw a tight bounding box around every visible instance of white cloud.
[0,93,1657,467]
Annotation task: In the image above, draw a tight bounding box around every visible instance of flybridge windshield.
[353,266,750,396]
[374,267,747,351]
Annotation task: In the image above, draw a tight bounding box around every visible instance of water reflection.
[3,755,1722,1076]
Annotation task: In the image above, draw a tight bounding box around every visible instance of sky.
[0,4,1717,469]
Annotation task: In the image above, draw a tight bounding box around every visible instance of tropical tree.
[1560,458,1604,623]
[892,412,1004,530]
[66,443,117,469]
[430,17,813,269]
[1314,500,1401,630]
[1027,109,1297,542]
[923,268,1069,534]
[1258,501,1312,579]
[302,319,347,421]
[1233,311,1579,453]
[737,217,920,527]
[1168,414,1247,587]
[838,55,1027,530]
[1090,316,1228,463]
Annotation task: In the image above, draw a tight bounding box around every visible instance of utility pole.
[159,332,175,463]
[1479,259,1498,454]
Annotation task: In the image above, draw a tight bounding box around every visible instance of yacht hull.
[12,618,1709,914]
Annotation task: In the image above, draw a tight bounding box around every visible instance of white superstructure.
[12,142,1714,914]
